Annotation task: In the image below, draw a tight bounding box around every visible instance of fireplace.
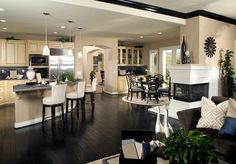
[174,83,209,102]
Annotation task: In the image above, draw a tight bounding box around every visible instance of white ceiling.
[0,0,235,43]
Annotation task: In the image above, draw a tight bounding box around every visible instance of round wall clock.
[204,37,216,58]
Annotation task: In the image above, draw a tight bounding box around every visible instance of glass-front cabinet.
[118,46,143,65]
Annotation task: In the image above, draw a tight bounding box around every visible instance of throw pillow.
[196,97,228,130]
[219,98,236,136]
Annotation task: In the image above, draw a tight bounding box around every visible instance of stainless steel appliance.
[29,54,49,66]
[49,48,74,80]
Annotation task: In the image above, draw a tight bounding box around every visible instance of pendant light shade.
[43,12,50,56]
[67,20,74,56]
[78,51,83,58]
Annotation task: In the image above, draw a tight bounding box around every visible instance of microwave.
[29,54,49,66]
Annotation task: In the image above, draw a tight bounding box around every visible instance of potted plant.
[90,70,96,84]
[163,129,217,164]
[219,50,235,98]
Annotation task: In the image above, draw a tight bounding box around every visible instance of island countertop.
[13,81,78,92]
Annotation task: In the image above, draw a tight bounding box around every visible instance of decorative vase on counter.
[26,66,35,81]
[181,36,187,64]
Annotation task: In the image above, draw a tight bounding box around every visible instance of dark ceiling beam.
[96,0,236,25]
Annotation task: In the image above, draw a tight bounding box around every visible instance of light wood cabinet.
[0,80,27,105]
[117,76,128,93]
[0,39,6,66]
[27,40,45,54]
[118,46,143,65]
[0,81,5,104]
[48,41,74,49]
[4,40,27,66]
[62,42,74,49]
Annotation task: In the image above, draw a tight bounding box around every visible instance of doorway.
[160,46,180,80]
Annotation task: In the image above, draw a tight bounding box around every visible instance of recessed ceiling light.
[2,27,7,30]
[60,26,66,29]
[0,19,6,22]
[140,36,143,39]
[0,8,5,11]
[53,31,58,34]
[158,32,162,35]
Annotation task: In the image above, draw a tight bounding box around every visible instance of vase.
[155,107,163,134]
[181,36,187,64]
[26,66,35,81]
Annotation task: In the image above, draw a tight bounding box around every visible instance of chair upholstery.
[43,84,67,105]
[66,81,85,99]
[85,78,97,93]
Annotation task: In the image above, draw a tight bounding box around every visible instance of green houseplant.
[219,50,235,98]
[90,70,96,84]
[163,129,217,164]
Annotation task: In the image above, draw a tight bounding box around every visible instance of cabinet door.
[49,41,62,48]
[62,42,74,49]
[16,42,26,65]
[0,82,4,104]
[28,41,45,53]
[7,81,16,101]
[0,39,6,66]
[117,76,128,93]
[6,43,16,64]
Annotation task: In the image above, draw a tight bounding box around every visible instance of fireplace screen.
[174,83,209,102]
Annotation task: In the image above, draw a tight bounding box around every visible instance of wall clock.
[204,37,216,58]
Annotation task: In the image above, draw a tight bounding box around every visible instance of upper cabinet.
[28,40,74,54]
[3,40,27,66]
[118,46,143,65]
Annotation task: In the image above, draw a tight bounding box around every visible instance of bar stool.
[66,81,86,118]
[42,84,67,128]
[85,78,97,109]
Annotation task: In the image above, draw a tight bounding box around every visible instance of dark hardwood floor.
[0,94,179,164]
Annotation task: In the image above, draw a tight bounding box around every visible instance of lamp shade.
[42,45,50,56]
[78,51,83,58]
[67,48,73,56]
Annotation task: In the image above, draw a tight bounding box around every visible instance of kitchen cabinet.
[118,46,143,65]
[0,80,27,105]
[48,41,74,49]
[4,40,27,66]
[0,39,6,66]
[27,40,45,54]
[117,76,128,93]
[0,81,5,104]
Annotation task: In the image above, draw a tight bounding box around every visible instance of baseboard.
[103,90,119,95]
[14,109,71,129]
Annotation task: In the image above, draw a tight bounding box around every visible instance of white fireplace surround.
[149,64,219,119]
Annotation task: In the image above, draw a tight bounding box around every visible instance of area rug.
[122,96,170,106]
[88,154,169,164]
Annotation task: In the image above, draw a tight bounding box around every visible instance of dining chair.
[85,78,97,109]
[145,77,160,103]
[42,84,67,128]
[126,75,145,101]
[66,81,86,118]
[159,77,172,101]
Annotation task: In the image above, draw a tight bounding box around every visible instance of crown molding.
[96,0,236,25]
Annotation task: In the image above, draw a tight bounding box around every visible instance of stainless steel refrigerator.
[49,48,74,80]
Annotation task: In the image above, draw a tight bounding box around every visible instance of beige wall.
[180,17,200,64]
[180,16,236,66]
[74,36,118,94]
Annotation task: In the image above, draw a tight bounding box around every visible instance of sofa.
[177,96,236,163]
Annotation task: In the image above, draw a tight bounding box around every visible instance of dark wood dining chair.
[159,77,172,101]
[126,75,145,101]
[145,77,160,103]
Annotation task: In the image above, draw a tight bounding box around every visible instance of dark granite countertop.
[13,81,78,92]
[0,78,28,81]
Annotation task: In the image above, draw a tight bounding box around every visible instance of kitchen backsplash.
[0,67,28,80]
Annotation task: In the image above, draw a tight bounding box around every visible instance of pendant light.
[42,12,50,56]
[77,27,83,58]
[67,20,73,56]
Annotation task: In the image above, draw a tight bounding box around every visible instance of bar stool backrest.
[77,81,86,98]
[91,78,97,92]
[52,84,67,104]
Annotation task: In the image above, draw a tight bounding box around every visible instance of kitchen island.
[13,82,77,128]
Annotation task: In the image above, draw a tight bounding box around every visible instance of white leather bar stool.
[66,81,86,118]
[85,78,97,109]
[42,84,67,128]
